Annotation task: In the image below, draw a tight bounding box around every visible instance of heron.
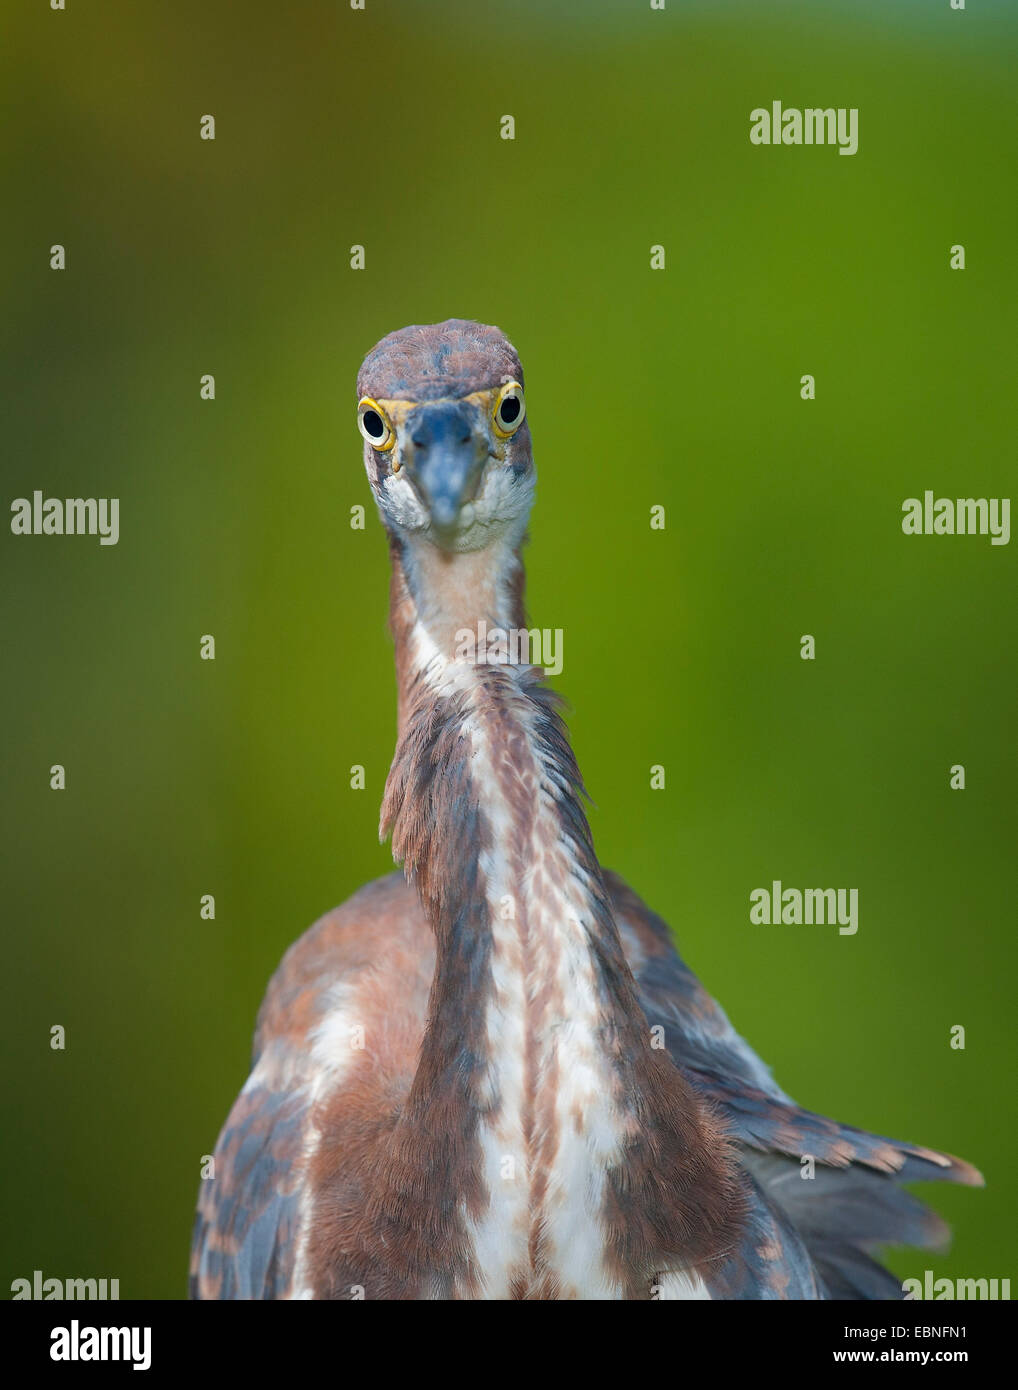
[190,319,981,1300]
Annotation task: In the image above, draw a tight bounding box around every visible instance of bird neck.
[377,538,740,1297]
[386,531,528,739]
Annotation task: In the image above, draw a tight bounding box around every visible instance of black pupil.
[363,410,385,440]
[499,395,521,425]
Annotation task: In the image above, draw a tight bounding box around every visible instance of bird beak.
[403,401,486,534]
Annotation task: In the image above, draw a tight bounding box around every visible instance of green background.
[2,0,1014,1298]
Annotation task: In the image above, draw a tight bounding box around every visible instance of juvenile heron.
[190,319,981,1299]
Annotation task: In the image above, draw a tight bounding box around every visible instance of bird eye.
[357,398,394,451]
[492,382,525,437]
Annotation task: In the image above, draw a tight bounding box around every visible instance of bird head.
[356,319,535,554]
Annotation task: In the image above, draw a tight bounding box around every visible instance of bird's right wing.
[189,1039,313,1300]
[189,876,435,1300]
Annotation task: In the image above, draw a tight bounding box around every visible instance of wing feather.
[608,870,983,1300]
[189,1056,311,1300]
[189,875,433,1300]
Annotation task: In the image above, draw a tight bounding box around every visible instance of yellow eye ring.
[357,397,395,451]
[492,381,525,438]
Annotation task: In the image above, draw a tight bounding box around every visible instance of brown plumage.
[190,320,982,1300]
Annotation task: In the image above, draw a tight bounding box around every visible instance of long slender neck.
[375,537,740,1299]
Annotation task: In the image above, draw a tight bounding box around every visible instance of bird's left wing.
[607,871,794,1097]
[607,870,983,1299]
